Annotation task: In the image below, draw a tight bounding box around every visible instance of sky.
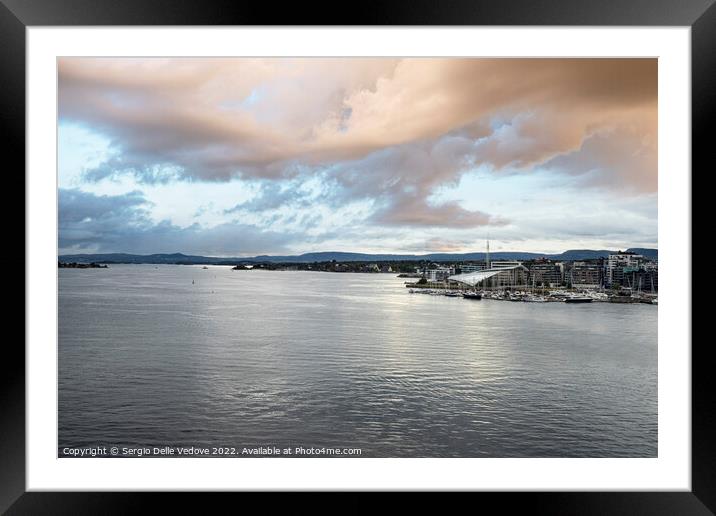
[58,58,657,257]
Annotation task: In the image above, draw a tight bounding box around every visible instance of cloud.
[58,58,400,183]
[370,197,493,228]
[421,237,476,253]
[58,58,657,239]
[59,58,656,186]
[59,188,149,226]
[543,124,657,193]
[59,188,297,256]
[224,178,324,214]
[315,136,496,228]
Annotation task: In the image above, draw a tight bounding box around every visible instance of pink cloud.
[58,58,657,228]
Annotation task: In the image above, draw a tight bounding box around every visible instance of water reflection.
[59,265,657,457]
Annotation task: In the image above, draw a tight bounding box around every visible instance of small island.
[59,262,108,269]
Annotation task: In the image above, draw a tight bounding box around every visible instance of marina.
[405,242,657,305]
[407,286,656,305]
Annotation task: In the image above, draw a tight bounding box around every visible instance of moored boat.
[564,296,593,303]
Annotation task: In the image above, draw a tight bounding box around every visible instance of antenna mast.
[486,236,491,270]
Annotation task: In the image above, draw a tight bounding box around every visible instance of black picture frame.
[3,0,708,511]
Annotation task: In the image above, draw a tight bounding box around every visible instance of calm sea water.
[58,264,657,457]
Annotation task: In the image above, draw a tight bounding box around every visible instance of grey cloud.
[81,156,185,184]
[59,188,298,256]
[324,136,500,228]
[59,188,149,225]
[500,206,657,249]
[225,180,319,214]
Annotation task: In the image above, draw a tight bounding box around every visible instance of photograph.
[3,0,707,505]
[56,57,659,459]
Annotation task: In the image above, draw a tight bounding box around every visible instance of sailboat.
[524,271,546,302]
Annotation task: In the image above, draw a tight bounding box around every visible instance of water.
[58,265,657,457]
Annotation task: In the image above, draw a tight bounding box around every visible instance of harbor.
[407,286,656,304]
[404,241,657,305]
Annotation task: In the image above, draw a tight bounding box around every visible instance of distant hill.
[59,248,657,264]
[626,248,658,260]
[58,252,230,264]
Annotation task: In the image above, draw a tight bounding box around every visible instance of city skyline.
[58,58,658,257]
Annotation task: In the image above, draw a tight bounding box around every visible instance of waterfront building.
[490,260,523,270]
[606,252,645,287]
[529,262,563,287]
[448,264,529,290]
[458,263,487,274]
[649,264,658,291]
[425,266,455,282]
[643,261,658,291]
[623,264,658,293]
[570,261,603,289]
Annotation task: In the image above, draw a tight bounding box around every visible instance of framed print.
[4,0,710,511]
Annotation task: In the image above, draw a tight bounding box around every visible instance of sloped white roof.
[448,269,502,286]
[448,265,527,286]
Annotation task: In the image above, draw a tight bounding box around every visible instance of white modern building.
[448,264,529,289]
[606,253,644,287]
[424,266,455,282]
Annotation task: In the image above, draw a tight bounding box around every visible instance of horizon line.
[58,247,659,259]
